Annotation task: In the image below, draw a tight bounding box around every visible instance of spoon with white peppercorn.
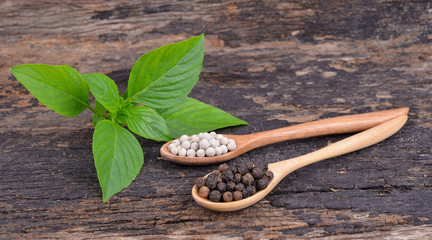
[192,114,408,211]
[160,107,408,165]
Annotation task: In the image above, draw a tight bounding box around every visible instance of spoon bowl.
[192,114,408,211]
[161,108,409,165]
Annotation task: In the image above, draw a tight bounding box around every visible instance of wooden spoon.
[160,107,408,165]
[192,114,408,212]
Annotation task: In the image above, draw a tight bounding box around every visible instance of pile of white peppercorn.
[195,161,273,202]
[168,132,237,157]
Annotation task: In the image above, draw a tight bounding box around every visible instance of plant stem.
[86,104,97,113]
[104,113,112,120]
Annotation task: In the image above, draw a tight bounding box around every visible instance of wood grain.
[1,0,431,238]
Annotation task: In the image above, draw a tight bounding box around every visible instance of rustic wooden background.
[1,0,431,238]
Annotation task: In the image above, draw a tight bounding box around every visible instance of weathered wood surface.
[1,0,431,238]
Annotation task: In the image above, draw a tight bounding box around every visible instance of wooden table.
[1,1,431,238]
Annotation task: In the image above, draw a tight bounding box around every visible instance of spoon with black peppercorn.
[192,114,408,211]
[161,107,409,165]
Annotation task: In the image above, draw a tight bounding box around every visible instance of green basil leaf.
[82,73,120,113]
[124,105,171,141]
[156,97,248,138]
[93,120,144,202]
[95,99,107,115]
[10,64,89,117]
[114,106,131,124]
[120,90,128,100]
[92,113,105,127]
[126,34,204,108]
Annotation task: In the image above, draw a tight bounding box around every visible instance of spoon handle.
[244,107,408,150]
[270,114,408,176]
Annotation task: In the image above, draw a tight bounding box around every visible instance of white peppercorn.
[209,139,220,148]
[168,143,176,151]
[181,140,191,149]
[206,147,216,157]
[170,146,179,155]
[203,132,213,140]
[199,139,210,150]
[168,131,237,158]
[215,146,223,156]
[216,134,224,140]
[220,137,229,145]
[191,135,200,142]
[187,149,196,157]
[227,141,237,151]
[220,145,228,154]
[172,139,180,146]
[191,142,199,151]
[180,135,189,143]
[178,148,187,156]
[197,149,205,157]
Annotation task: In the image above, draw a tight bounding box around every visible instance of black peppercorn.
[198,186,210,198]
[216,174,223,183]
[207,172,217,179]
[227,181,236,191]
[248,185,256,195]
[206,173,218,189]
[251,167,264,179]
[245,161,253,171]
[235,183,245,192]
[233,191,243,201]
[257,175,270,190]
[264,170,274,180]
[223,192,233,202]
[234,173,242,183]
[217,182,227,192]
[242,173,254,186]
[242,186,252,198]
[219,163,229,172]
[229,165,237,174]
[209,190,222,202]
[237,163,248,175]
[195,177,205,189]
[221,169,234,182]
[198,162,274,202]
[256,163,267,171]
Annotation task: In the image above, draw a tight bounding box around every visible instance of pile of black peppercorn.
[195,161,274,202]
